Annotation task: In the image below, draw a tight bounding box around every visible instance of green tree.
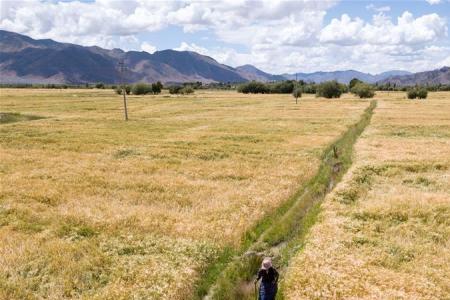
[169,85,183,94]
[349,78,362,89]
[180,86,195,94]
[152,81,163,94]
[270,81,294,93]
[132,83,152,95]
[417,88,428,99]
[407,89,417,99]
[316,81,342,98]
[292,88,302,104]
[351,82,375,98]
[237,81,270,94]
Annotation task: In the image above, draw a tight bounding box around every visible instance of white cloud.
[366,4,391,12]
[174,42,252,67]
[175,42,209,54]
[425,0,441,4]
[440,55,450,66]
[320,14,364,45]
[0,0,448,74]
[140,42,157,54]
[320,12,447,46]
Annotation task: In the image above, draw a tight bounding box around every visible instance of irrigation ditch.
[198,100,377,300]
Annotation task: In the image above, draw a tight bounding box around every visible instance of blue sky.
[1,0,449,74]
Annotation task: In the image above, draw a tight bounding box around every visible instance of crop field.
[0,89,370,299]
[284,92,450,299]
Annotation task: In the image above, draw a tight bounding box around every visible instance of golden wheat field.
[0,89,370,299]
[284,92,450,299]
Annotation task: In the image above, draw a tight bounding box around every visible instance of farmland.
[0,89,369,299]
[284,92,450,299]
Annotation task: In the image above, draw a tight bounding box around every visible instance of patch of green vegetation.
[197,150,230,161]
[0,112,45,124]
[194,247,235,298]
[117,246,146,256]
[404,163,439,173]
[113,149,139,159]
[381,245,415,268]
[336,187,360,204]
[415,176,433,186]
[212,174,249,181]
[77,226,97,238]
[220,135,263,143]
[353,211,381,222]
[56,220,97,240]
[0,208,49,233]
[351,236,378,247]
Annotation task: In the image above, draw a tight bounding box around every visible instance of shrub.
[407,89,417,99]
[132,83,152,95]
[316,81,342,98]
[351,83,375,98]
[237,81,270,94]
[292,88,302,101]
[168,85,195,95]
[302,84,316,94]
[270,81,295,93]
[95,82,105,89]
[236,81,299,94]
[183,81,202,89]
[180,86,194,94]
[169,85,183,94]
[417,88,428,99]
[407,88,428,99]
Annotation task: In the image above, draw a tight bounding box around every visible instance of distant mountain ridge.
[0,30,447,85]
[378,67,450,86]
[235,64,286,82]
[282,70,412,84]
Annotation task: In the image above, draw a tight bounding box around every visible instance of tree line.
[236,78,449,99]
[1,80,449,99]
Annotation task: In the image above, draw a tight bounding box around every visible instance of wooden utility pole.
[118,60,129,121]
[295,72,298,104]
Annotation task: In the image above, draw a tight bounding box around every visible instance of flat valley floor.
[1,89,448,299]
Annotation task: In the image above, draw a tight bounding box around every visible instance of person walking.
[254,257,279,300]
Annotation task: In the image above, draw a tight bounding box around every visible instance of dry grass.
[284,91,450,299]
[0,89,368,299]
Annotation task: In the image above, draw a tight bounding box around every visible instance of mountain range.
[282,70,412,84]
[0,30,448,86]
[378,67,450,86]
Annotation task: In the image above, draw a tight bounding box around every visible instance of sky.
[1,0,449,74]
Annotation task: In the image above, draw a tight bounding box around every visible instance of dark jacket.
[256,267,279,284]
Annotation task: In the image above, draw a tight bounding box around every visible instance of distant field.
[284,92,450,299]
[0,89,369,299]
